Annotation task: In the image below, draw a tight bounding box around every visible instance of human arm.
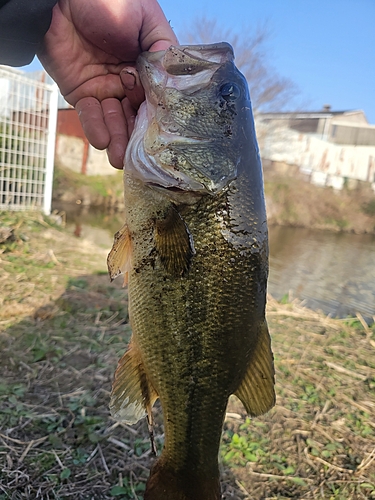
[38,0,178,168]
[0,0,177,168]
[0,0,57,66]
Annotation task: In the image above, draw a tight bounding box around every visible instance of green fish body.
[108,43,275,500]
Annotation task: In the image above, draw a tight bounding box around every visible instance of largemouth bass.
[108,43,275,500]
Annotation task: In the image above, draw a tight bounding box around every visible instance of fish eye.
[219,82,241,101]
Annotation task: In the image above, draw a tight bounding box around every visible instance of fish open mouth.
[138,43,235,97]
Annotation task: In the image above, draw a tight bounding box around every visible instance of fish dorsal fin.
[107,224,132,286]
[155,206,195,276]
[234,321,275,416]
[110,339,158,424]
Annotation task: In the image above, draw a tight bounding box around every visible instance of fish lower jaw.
[126,135,205,193]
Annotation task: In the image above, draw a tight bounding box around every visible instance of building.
[257,106,375,190]
[56,107,116,176]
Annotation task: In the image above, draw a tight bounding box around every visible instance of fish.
[107,42,275,500]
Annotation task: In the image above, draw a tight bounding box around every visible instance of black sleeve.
[0,0,58,66]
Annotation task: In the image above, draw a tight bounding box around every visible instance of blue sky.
[24,0,375,123]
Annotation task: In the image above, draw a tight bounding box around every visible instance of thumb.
[148,40,175,52]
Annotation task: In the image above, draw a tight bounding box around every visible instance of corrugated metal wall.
[330,124,375,146]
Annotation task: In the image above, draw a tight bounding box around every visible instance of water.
[269,226,375,322]
[52,202,123,248]
[54,203,375,323]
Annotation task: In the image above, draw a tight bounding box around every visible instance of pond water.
[268,226,375,322]
[54,203,375,323]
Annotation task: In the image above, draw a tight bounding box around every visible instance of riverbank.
[265,173,375,234]
[53,163,125,211]
[53,164,375,234]
[0,212,374,499]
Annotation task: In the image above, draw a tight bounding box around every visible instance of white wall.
[258,122,375,187]
[86,146,117,176]
[56,134,117,176]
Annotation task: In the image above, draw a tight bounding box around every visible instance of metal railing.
[0,66,58,214]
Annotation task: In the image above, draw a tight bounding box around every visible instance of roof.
[259,110,358,117]
[258,109,370,126]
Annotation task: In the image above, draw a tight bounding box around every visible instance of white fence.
[0,66,58,214]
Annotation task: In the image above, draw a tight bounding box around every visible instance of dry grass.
[264,174,375,234]
[225,297,375,499]
[0,212,374,499]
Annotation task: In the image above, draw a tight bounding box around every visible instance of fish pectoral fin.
[110,339,158,424]
[107,223,132,285]
[154,205,195,276]
[234,321,275,417]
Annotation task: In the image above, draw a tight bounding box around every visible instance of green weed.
[362,199,375,216]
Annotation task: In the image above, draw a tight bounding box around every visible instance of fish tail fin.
[144,459,221,500]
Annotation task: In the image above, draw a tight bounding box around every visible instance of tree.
[181,18,298,114]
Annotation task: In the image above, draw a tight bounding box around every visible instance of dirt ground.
[0,213,374,499]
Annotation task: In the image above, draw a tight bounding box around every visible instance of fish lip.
[137,43,236,101]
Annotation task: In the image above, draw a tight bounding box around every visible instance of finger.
[65,73,128,108]
[122,98,137,141]
[120,68,145,110]
[148,39,176,52]
[102,98,129,169]
[75,97,110,150]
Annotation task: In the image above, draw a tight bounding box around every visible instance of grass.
[0,212,374,499]
[222,299,375,499]
[362,200,375,217]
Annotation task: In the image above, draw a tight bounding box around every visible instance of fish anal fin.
[110,339,158,424]
[155,206,195,276]
[107,224,132,284]
[234,321,275,417]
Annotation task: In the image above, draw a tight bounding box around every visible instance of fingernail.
[121,70,136,90]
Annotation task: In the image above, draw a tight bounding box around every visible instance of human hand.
[37,0,178,168]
